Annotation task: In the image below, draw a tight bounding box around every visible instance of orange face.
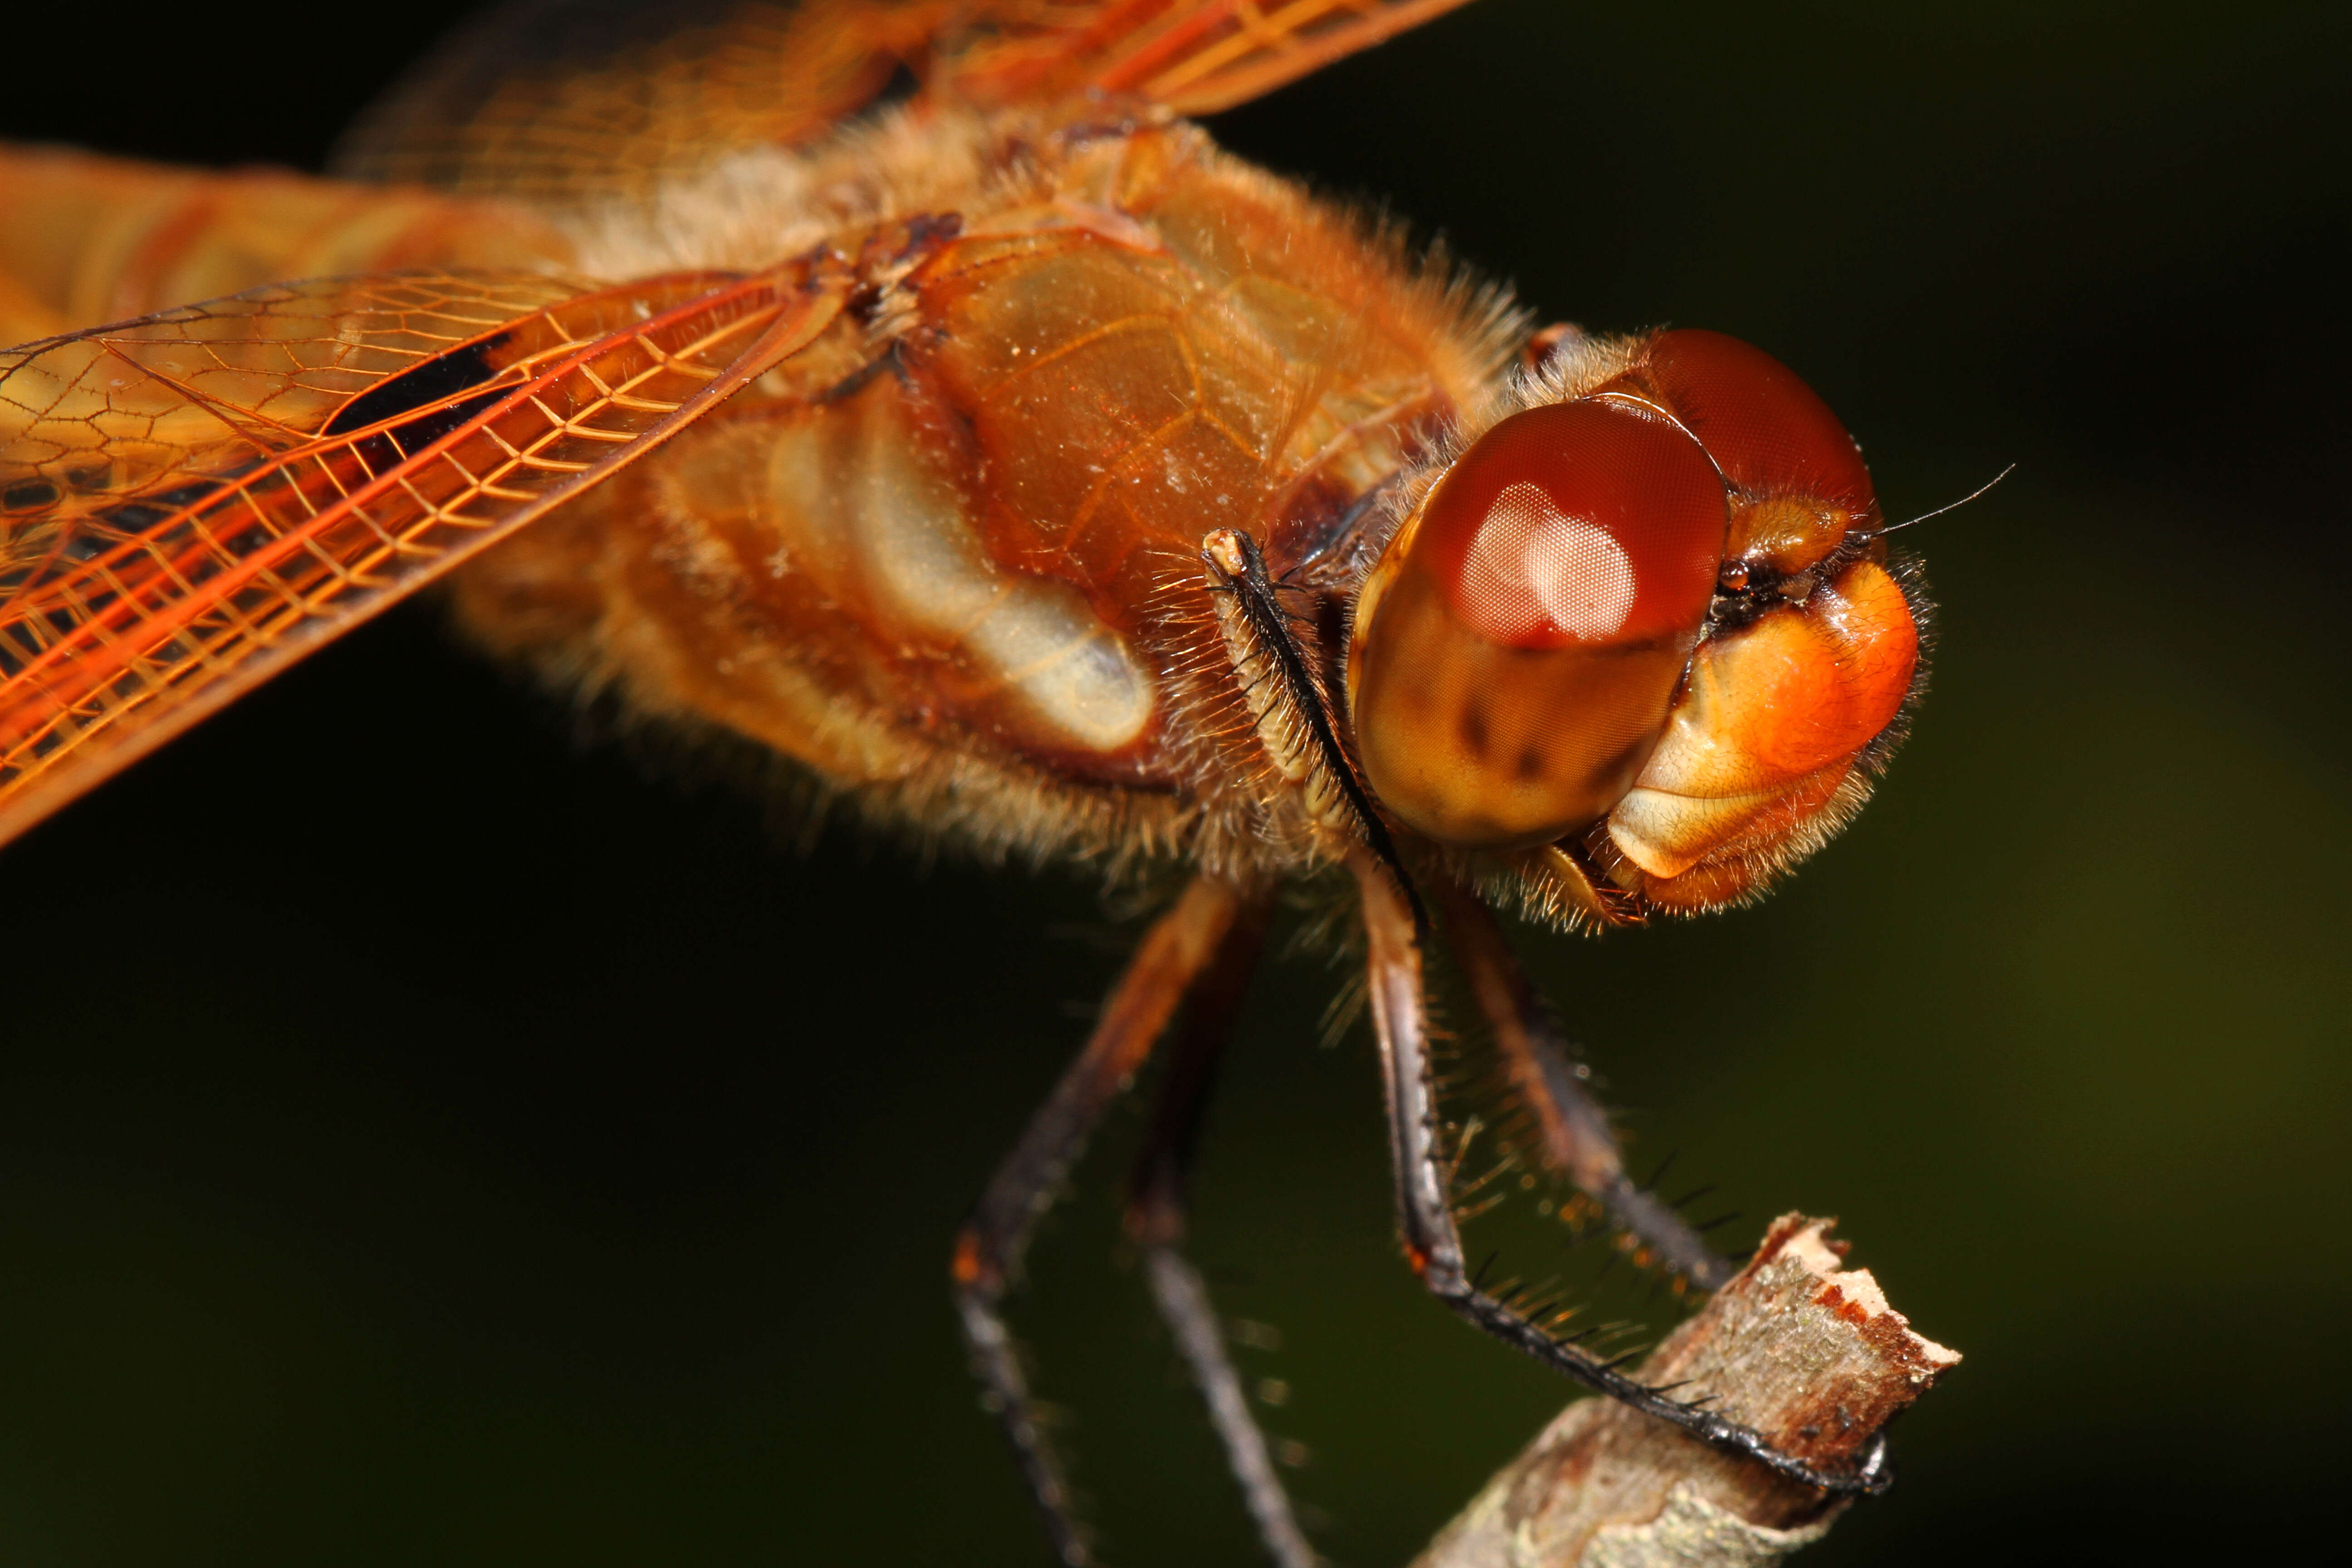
[1348,329,1922,912]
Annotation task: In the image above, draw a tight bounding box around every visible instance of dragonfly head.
[1346,329,1923,919]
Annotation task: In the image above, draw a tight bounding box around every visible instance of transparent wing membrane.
[943,0,1484,117]
[0,265,848,845]
[336,0,946,200]
[338,0,1479,201]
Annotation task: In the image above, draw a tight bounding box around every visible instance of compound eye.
[1638,330,1879,571]
[1420,400,1725,650]
[1643,329,1874,511]
[1348,400,1728,850]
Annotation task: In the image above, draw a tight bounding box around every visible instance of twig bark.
[1416,1215,1959,1568]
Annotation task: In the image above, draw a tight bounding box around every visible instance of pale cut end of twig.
[1415,1215,1959,1568]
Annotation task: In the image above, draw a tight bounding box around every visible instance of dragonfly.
[0,2,1925,1562]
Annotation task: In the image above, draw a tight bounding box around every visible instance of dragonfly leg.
[1433,878,1734,1290]
[1121,894,1319,1568]
[1352,852,1891,1499]
[952,875,1250,1568]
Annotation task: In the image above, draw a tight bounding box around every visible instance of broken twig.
[1416,1215,1958,1568]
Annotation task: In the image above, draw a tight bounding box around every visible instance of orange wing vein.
[0,264,848,846]
[337,0,1480,201]
[944,0,1485,117]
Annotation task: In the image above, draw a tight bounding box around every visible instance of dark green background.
[3,1,2346,1563]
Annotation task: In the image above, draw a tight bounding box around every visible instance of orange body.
[0,0,1917,925]
[449,110,1504,875]
[0,6,1931,1551]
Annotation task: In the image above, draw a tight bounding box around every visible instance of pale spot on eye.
[1461,481,1637,642]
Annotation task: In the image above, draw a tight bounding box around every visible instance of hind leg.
[952,877,1250,1566]
[1121,893,1317,1568]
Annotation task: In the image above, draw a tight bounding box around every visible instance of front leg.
[1433,878,1734,1290]
[1350,852,1890,1498]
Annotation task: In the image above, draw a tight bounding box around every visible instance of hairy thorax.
[449,109,1520,877]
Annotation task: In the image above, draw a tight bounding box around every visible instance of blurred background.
[2,1,2346,1563]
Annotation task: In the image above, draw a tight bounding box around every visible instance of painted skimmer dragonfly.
[0,3,1923,1560]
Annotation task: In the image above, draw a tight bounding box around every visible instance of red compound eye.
[1638,329,1877,519]
[1417,400,1725,651]
[1344,399,1730,850]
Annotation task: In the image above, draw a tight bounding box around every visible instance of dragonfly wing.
[336,0,1480,202]
[939,0,1487,117]
[0,146,581,348]
[0,263,849,847]
[334,0,939,201]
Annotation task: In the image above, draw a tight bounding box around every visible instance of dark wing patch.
[322,333,510,435]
